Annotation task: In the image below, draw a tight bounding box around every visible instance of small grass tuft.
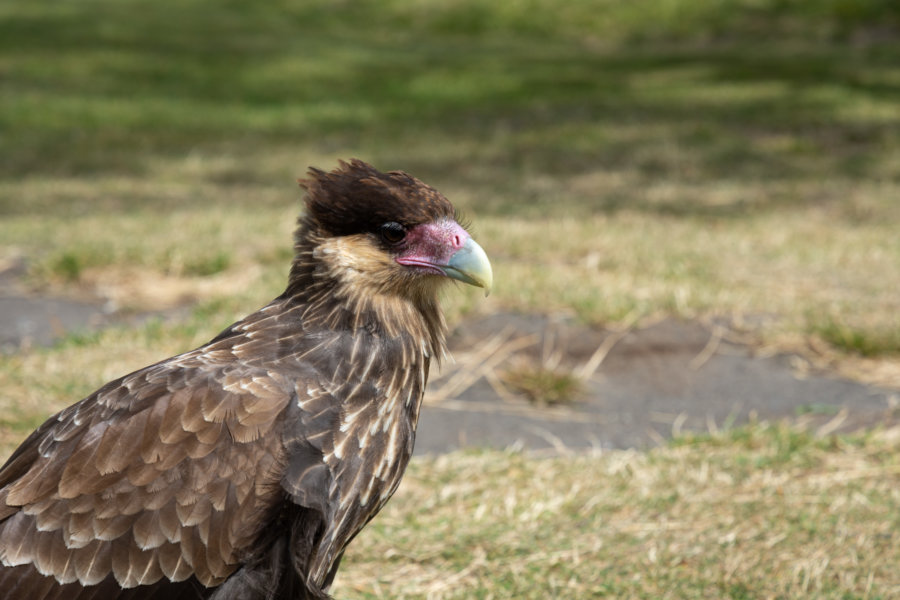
[182,251,231,277]
[500,362,582,406]
[50,252,83,282]
[810,313,900,358]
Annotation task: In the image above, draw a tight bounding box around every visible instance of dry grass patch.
[334,424,900,599]
[5,170,899,388]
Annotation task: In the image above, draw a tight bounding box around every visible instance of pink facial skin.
[394,219,470,276]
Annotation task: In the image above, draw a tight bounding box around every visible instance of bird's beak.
[441,237,493,296]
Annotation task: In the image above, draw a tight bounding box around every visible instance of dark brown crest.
[299,159,455,237]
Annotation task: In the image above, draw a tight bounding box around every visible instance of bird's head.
[293,159,492,304]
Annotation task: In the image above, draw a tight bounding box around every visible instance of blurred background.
[2,1,900,595]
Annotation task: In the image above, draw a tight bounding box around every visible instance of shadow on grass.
[1,0,899,219]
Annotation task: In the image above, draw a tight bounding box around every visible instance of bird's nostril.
[453,234,462,248]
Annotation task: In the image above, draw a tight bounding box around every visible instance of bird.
[0,159,492,600]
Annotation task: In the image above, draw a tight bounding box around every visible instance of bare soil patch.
[0,259,184,353]
[419,312,898,454]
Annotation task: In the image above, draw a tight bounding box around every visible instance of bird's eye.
[380,222,406,245]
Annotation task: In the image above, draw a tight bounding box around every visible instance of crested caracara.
[0,159,492,599]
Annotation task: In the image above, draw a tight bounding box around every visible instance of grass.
[1,0,900,596]
[500,362,582,406]
[2,0,899,386]
[332,424,900,598]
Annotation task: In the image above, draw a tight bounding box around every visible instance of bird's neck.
[284,240,449,363]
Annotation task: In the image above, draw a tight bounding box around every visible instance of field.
[337,425,900,598]
[1,0,900,597]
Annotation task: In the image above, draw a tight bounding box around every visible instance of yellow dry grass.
[333,423,900,599]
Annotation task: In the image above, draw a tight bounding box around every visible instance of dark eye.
[380,222,406,245]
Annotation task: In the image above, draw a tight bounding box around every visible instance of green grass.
[1,1,900,596]
[2,0,899,378]
[501,363,583,406]
[810,311,900,358]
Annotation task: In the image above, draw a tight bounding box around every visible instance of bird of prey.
[0,159,492,600]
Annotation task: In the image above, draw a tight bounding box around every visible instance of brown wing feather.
[0,348,295,596]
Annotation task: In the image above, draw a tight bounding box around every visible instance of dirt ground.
[420,312,898,454]
[1,265,897,455]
